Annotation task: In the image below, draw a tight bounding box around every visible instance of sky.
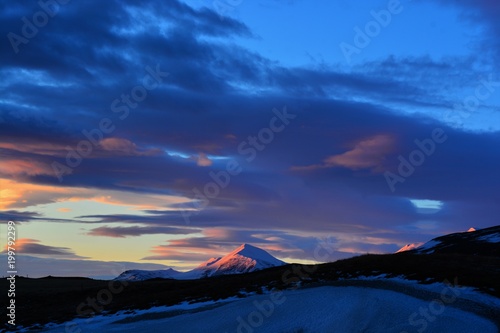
[1,0,500,278]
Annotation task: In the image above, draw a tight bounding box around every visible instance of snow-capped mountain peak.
[115,244,286,281]
[192,243,286,278]
[229,243,283,263]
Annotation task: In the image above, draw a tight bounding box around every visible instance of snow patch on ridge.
[396,243,424,253]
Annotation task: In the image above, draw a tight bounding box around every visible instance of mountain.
[403,225,500,256]
[115,243,286,281]
[190,243,286,278]
[113,268,183,281]
[395,243,424,253]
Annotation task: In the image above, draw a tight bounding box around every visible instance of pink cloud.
[99,137,162,156]
[144,246,223,262]
[0,142,66,156]
[0,159,53,177]
[292,134,396,173]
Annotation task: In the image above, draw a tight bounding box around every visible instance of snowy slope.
[403,225,500,256]
[415,240,442,254]
[36,286,497,333]
[115,244,286,281]
[115,268,183,281]
[478,233,500,243]
[395,242,424,253]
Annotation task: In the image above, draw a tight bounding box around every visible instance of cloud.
[433,0,500,63]
[292,134,395,172]
[0,158,54,177]
[99,137,162,156]
[87,225,201,238]
[0,178,71,210]
[0,210,42,222]
[0,141,66,157]
[195,152,213,167]
[2,239,88,259]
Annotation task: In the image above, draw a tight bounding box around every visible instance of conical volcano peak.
[116,243,286,281]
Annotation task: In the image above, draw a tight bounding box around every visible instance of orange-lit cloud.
[57,207,72,213]
[0,178,189,211]
[144,246,222,263]
[292,134,395,172]
[0,178,72,210]
[202,228,232,239]
[195,152,213,167]
[63,191,189,211]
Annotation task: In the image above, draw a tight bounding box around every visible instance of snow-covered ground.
[34,285,497,333]
[478,233,500,243]
[351,274,500,309]
[414,240,441,254]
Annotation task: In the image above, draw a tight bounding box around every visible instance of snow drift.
[37,286,497,333]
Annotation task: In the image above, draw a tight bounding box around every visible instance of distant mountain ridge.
[396,225,500,256]
[113,268,183,281]
[115,243,286,281]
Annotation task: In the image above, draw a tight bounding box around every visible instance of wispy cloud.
[87,225,201,238]
[2,239,88,259]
